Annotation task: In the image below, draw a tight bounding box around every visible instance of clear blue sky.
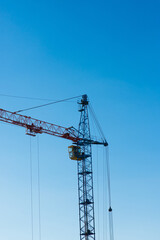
[0,0,160,240]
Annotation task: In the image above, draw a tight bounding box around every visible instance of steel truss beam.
[77,95,95,240]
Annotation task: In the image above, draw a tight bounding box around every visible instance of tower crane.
[0,94,109,240]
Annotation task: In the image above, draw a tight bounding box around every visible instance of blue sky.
[0,0,160,240]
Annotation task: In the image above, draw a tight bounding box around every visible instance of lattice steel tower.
[77,94,95,240]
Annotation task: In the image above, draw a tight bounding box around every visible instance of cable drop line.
[37,135,42,240]
[103,146,107,240]
[96,145,100,240]
[105,147,114,240]
[106,147,112,207]
[30,136,34,240]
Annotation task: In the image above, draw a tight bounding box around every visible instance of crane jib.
[0,108,107,145]
[0,108,80,142]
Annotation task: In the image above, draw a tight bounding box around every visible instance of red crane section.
[0,108,80,142]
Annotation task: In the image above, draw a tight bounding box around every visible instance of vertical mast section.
[77,94,95,240]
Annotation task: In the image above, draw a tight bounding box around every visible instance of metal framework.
[0,108,80,141]
[77,95,95,240]
[0,95,108,240]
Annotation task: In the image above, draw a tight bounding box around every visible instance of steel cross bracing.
[0,108,80,141]
[77,95,96,240]
[0,108,107,145]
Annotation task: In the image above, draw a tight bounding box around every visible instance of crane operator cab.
[68,145,82,161]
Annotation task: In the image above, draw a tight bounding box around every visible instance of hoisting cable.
[14,95,82,113]
[88,100,111,240]
[105,147,114,240]
[103,147,108,240]
[96,145,100,240]
[37,135,42,240]
[30,136,34,240]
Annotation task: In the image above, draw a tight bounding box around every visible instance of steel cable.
[37,135,42,240]
[15,95,82,113]
[105,147,114,240]
[30,136,34,240]
[96,145,100,240]
[103,146,108,240]
[88,103,106,142]
[0,93,54,101]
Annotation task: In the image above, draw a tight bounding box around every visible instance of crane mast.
[77,94,95,240]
